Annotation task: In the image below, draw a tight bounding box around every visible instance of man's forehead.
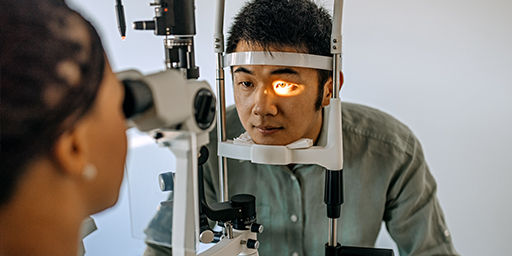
[232,65,301,76]
[234,40,308,54]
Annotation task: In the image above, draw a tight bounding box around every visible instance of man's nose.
[252,86,278,117]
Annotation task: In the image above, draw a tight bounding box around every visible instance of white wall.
[68,0,512,255]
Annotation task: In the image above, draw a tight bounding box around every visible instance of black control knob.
[250,223,264,234]
[246,239,259,249]
[230,194,256,230]
[231,194,256,218]
[158,172,174,192]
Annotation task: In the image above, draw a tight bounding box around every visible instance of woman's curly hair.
[0,0,106,206]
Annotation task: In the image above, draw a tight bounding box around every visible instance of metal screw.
[333,39,338,43]
[154,132,164,139]
[333,46,337,50]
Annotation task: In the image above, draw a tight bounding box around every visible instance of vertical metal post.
[331,0,343,99]
[327,0,344,251]
[332,54,341,99]
[328,219,338,246]
[215,53,229,201]
[214,0,229,202]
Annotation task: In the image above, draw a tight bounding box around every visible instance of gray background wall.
[67,0,512,255]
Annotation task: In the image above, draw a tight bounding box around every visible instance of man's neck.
[312,108,325,146]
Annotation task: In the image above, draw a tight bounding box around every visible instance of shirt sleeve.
[384,133,458,256]
[144,242,172,256]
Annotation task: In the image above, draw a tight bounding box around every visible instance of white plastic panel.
[218,99,344,170]
[224,52,333,71]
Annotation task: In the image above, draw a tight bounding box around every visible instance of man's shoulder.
[341,102,417,154]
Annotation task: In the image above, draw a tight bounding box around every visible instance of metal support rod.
[332,54,341,99]
[219,158,229,201]
[331,0,343,55]
[214,0,228,202]
[331,0,343,99]
[214,0,225,54]
[216,53,229,202]
[325,169,343,248]
[328,218,337,246]
[225,222,234,239]
[327,0,344,251]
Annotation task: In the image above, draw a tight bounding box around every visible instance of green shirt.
[144,102,458,256]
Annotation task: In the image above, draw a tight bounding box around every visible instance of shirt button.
[290,214,298,222]
[444,229,450,237]
[292,252,299,256]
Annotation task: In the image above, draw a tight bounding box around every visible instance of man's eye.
[237,81,253,88]
[275,82,297,90]
[272,80,303,96]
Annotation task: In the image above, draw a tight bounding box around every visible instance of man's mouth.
[253,125,284,135]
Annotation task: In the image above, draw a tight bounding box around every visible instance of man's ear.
[321,71,344,107]
[321,77,333,107]
[52,124,89,178]
[340,71,344,91]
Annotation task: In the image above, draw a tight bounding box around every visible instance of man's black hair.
[0,0,106,206]
[226,0,333,110]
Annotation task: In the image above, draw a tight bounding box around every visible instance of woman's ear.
[52,124,89,178]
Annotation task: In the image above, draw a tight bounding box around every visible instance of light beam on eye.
[272,80,304,96]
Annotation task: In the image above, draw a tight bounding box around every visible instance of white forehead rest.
[223,51,333,71]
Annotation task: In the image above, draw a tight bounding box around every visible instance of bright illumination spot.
[272,80,304,96]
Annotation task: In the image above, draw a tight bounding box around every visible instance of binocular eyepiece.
[118,69,215,133]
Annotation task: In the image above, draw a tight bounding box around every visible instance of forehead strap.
[224,51,333,71]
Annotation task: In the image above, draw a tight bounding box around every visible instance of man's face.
[233,41,330,145]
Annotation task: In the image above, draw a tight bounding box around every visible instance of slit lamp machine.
[114,0,394,255]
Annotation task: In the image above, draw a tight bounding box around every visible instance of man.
[144,0,458,255]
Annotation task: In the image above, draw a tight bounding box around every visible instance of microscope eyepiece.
[194,89,216,130]
[122,79,154,119]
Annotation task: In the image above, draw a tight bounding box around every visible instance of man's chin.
[249,132,293,146]
[253,140,285,146]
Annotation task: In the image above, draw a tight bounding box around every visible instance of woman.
[0,0,127,255]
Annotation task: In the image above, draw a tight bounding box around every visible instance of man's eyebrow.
[233,67,253,75]
[270,68,299,75]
